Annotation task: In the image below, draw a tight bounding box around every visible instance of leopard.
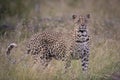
[70,14,90,72]
[6,14,90,72]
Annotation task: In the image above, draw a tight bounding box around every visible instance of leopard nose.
[81,24,84,26]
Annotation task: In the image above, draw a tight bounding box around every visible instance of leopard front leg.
[81,49,89,73]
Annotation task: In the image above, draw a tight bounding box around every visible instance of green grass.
[0,36,120,80]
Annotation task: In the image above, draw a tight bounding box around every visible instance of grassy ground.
[0,0,120,80]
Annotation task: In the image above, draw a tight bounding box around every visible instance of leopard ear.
[86,14,90,19]
[72,14,77,19]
